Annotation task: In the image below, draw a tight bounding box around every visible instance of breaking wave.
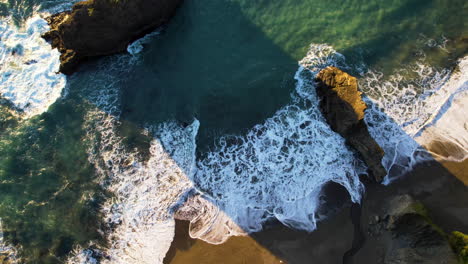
[66,40,466,262]
[68,43,365,261]
[414,57,468,162]
[189,44,365,244]
[127,30,161,55]
[361,56,468,182]
[0,0,466,261]
[176,44,468,243]
[0,15,66,117]
[0,218,18,263]
[64,54,197,263]
[83,111,198,264]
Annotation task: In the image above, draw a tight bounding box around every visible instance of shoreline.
[164,159,468,263]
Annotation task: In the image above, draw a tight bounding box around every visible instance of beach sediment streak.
[42,0,183,74]
[315,67,387,182]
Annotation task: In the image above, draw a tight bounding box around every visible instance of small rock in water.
[24,59,37,65]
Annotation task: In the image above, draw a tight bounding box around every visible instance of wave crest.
[190,44,364,243]
[0,16,65,117]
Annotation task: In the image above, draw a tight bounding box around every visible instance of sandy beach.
[165,158,468,264]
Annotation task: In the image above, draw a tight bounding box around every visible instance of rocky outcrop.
[42,0,183,74]
[315,67,386,182]
[367,195,458,264]
[449,231,468,263]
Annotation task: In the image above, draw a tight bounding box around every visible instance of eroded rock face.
[42,0,183,74]
[315,66,386,182]
[368,195,458,264]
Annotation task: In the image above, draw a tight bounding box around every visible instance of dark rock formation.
[42,0,183,74]
[315,66,386,182]
[368,195,458,264]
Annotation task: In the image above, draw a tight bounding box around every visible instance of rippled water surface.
[0,0,466,262]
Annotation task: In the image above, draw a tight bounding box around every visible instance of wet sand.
[164,159,468,264]
[164,220,285,264]
[441,159,468,185]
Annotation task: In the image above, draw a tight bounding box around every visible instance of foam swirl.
[190,44,365,243]
[361,56,468,182]
[67,42,467,262]
[0,15,66,117]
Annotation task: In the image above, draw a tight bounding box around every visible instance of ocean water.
[0,16,65,117]
[0,0,467,263]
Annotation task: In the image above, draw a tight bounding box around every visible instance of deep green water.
[0,0,467,262]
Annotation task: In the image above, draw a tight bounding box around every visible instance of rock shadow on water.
[162,64,468,264]
[63,7,468,262]
[1,0,468,263]
[112,0,298,153]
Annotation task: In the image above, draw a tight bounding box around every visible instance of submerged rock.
[315,66,386,182]
[42,0,183,74]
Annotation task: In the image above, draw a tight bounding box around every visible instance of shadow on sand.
[0,0,467,263]
[64,1,468,263]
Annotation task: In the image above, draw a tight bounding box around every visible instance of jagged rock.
[379,195,458,264]
[315,66,386,182]
[42,0,183,74]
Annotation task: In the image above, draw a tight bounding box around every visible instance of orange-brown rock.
[42,0,183,74]
[315,66,386,182]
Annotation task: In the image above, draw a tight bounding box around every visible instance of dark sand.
[165,159,468,264]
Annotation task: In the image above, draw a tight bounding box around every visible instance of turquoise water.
[117,0,467,149]
[0,0,467,262]
[0,101,108,263]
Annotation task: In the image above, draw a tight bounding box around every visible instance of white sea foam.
[189,44,365,244]
[67,40,467,262]
[66,246,101,264]
[74,108,199,264]
[0,218,18,263]
[127,30,161,55]
[415,57,468,162]
[66,43,364,261]
[101,120,198,264]
[361,56,468,182]
[3,0,79,21]
[68,64,200,263]
[0,15,66,117]
[64,34,194,264]
[188,45,468,243]
[42,0,82,15]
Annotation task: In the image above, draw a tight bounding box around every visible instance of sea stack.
[315,66,386,182]
[42,0,183,74]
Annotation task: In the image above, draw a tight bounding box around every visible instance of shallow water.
[0,0,467,262]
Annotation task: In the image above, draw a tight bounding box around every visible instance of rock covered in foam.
[315,66,386,182]
[42,0,183,74]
